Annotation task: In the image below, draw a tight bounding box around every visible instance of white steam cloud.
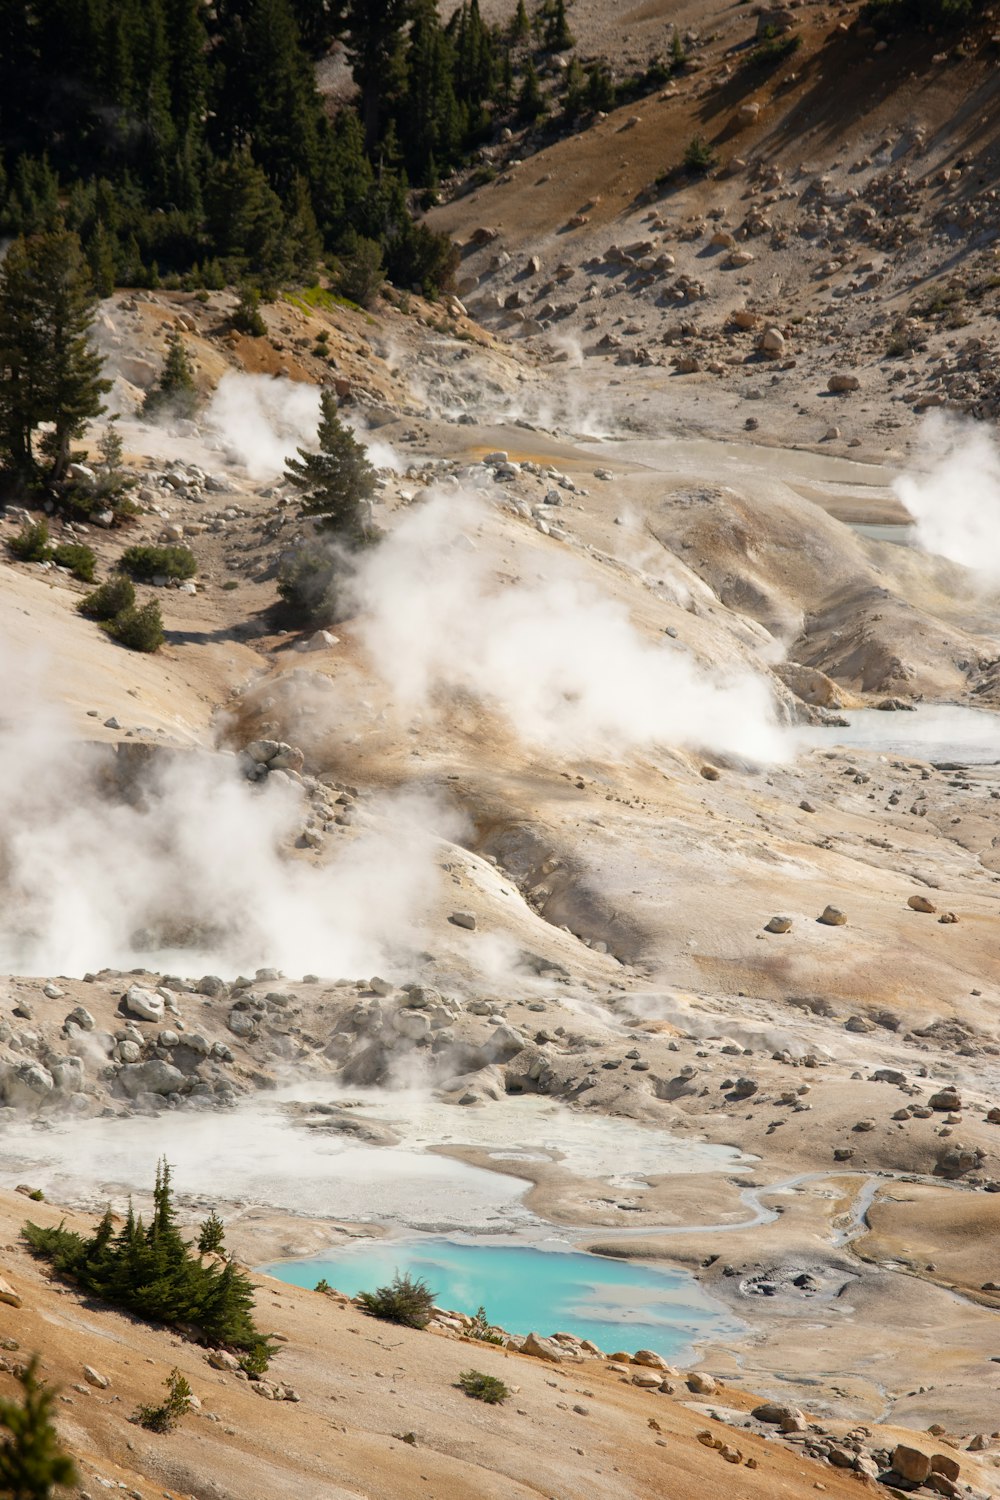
[202,372,403,479]
[895,413,1000,583]
[0,659,455,978]
[349,490,788,762]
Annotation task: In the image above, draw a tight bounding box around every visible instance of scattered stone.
[908,894,937,913]
[764,916,792,934]
[83,1366,109,1389]
[448,911,477,931]
[817,906,847,926]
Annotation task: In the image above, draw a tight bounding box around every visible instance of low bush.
[232,284,267,336]
[357,1272,436,1329]
[457,1370,510,1404]
[79,575,136,620]
[469,1306,504,1345]
[864,0,972,29]
[744,29,801,68]
[133,1369,193,1433]
[118,544,196,581]
[51,542,96,581]
[102,600,165,652]
[276,541,347,624]
[683,134,717,175]
[8,520,50,562]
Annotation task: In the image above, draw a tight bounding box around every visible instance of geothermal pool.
[799,703,1000,764]
[262,1237,739,1359]
[0,1089,747,1233]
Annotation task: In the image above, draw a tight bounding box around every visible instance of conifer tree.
[511,0,530,40]
[343,0,410,151]
[143,333,199,420]
[284,388,377,542]
[0,1357,78,1500]
[544,0,574,51]
[198,1210,226,1256]
[0,228,110,486]
[516,59,547,122]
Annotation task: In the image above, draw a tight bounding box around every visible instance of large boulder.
[891,1446,932,1483]
[522,1331,575,1362]
[0,1062,55,1109]
[123,985,164,1022]
[118,1060,185,1098]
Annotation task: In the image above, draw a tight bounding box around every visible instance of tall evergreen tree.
[284,387,377,542]
[398,0,461,184]
[343,0,410,152]
[0,228,110,485]
[544,0,574,51]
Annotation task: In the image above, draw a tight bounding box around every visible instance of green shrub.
[683,135,717,175]
[118,544,196,581]
[79,575,136,620]
[469,1306,504,1345]
[744,30,801,68]
[0,1355,78,1496]
[102,600,165,652]
[357,1271,436,1329]
[133,1369,192,1433]
[457,1370,509,1404]
[864,0,972,29]
[315,1278,332,1294]
[335,238,385,309]
[23,1160,273,1367]
[232,284,267,336]
[8,520,51,562]
[51,542,96,581]
[276,541,343,624]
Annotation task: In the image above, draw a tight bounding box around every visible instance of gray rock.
[0,1062,55,1108]
[118,1060,185,1097]
[123,985,164,1022]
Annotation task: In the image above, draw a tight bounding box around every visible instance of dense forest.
[0,0,600,298]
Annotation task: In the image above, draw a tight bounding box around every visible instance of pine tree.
[343,0,410,152]
[544,0,574,51]
[0,1357,78,1500]
[516,59,547,122]
[398,0,461,184]
[0,228,110,486]
[143,333,199,419]
[284,388,377,542]
[86,220,117,297]
[198,1210,226,1256]
[511,0,529,40]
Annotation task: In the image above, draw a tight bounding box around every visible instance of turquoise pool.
[261,1238,738,1358]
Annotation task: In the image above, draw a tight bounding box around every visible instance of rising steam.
[0,656,455,978]
[349,489,789,762]
[896,413,1000,583]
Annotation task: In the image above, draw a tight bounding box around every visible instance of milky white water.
[0,1089,746,1233]
[797,704,1000,764]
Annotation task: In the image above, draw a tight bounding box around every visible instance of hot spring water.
[262,1237,740,1359]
